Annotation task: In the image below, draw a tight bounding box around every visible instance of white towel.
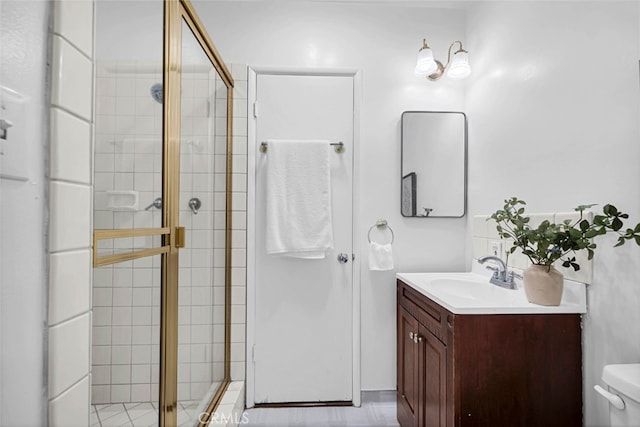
[369,242,394,271]
[265,139,333,259]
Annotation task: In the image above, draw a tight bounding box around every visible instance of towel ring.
[368,219,394,244]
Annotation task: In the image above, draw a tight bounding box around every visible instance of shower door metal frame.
[92,1,234,425]
[163,1,234,425]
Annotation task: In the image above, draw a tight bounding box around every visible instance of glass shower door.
[92,1,165,423]
[175,15,230,425]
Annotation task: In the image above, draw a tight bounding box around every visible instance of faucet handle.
[509,270,523,280]
[485,265,499,273]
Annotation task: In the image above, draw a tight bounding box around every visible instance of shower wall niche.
[92,59,228,413]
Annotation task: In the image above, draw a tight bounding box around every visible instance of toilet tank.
[597,364,640,427]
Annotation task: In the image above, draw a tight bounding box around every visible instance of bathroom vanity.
[396,273,584,427]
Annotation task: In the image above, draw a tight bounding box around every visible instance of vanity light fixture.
[414,38,471,81]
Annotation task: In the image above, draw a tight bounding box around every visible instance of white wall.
[465,2,640,426]
[0,1,49,425]
[192,0,469,390]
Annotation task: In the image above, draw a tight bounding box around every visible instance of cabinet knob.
[409,332,415,340]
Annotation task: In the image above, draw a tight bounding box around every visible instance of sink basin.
[396,271,587,314]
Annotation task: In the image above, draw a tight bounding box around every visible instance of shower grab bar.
[259,141,345,153]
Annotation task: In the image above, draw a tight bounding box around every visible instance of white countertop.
[397,265,587,315]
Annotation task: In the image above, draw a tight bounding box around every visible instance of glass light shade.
[446,51,471,79]
[415,48,438,76]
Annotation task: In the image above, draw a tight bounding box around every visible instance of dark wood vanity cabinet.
[397,279,583,427]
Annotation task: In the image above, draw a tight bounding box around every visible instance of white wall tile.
[112,346,132,365]
[485,216,500,239]
[92,326,111,346]
[49,182,91,252]
[230,361,245,381]
[48,375,90,427]
[49,250,91,325]
[49,313,90,398]
[471,237,487,260]
[91,385,110,405]
[112,326,132,346]
[52,0,93,57]
[111,365,131,384]
[472,215,488,238]
[110,384,130,403]
[130,384,151,402]
[92,346,111,366]
[93,307,111,327]
[234,80,248,100]
[508,245,531,270]
[50,108,92,184]
[51,36,92,120]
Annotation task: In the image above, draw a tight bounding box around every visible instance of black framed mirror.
[400,111,467,218]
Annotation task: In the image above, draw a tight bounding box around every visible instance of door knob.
[337,253,349,264]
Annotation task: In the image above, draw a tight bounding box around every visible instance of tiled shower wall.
[227,64,248,383]
[91,60,246,404]
[92,61,163,404]
[48,1,94,425]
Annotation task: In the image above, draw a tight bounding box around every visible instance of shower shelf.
[106,190,139,211]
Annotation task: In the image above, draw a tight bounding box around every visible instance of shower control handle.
[337,253,349,264]
[188,197,201,215]
[145,197,162,211]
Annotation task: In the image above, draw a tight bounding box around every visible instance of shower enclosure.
[92,1,233,425]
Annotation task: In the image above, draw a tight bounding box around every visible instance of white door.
[252,72,355,404]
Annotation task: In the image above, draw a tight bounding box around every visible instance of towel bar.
[368,219,394,244]
[260,141,345,153]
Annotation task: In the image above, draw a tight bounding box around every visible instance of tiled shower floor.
[91,401,201,427]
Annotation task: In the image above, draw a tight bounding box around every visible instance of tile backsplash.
[472,211,594,284]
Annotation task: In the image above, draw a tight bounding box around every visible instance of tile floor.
[241,391,400,427]
[91,401,201,427]
[91,391,399,427]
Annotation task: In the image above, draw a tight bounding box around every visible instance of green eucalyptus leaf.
[585,229,599,238]
[576,204,596,212]
[612,217,623,231]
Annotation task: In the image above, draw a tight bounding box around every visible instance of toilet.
[595,364,640,426]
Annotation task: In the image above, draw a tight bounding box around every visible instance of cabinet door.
[397,307,421,427]
[419,324,447,427]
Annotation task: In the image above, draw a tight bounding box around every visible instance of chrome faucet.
[477,255,520,290]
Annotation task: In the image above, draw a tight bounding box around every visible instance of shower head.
[150,83,163,103]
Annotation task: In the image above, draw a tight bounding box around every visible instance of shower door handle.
[337,253,349,264]
[175,226,186,248]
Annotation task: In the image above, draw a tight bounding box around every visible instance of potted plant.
[489,197,640,306]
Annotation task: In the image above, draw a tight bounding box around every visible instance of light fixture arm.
[445,40,467,68]
[422,40,469,81]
